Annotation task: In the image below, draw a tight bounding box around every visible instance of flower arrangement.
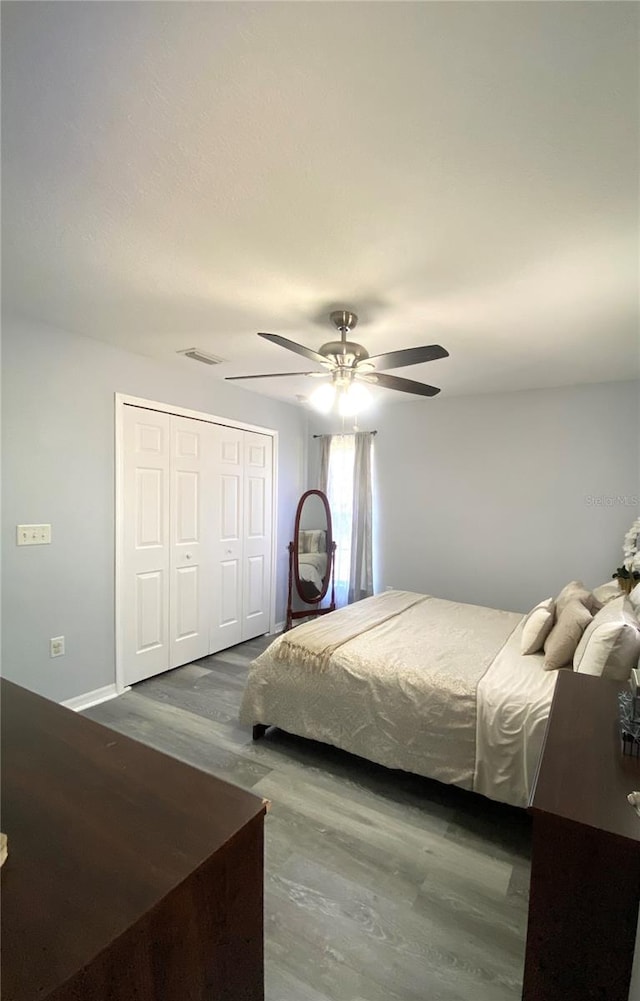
[613,516,640,593]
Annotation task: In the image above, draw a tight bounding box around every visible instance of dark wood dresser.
[522,670,640,1001]
[1,679,266,1001]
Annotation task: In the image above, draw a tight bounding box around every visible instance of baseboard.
[271,621,285,635]
[62,683,126,712]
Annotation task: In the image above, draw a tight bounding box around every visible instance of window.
[322,432,374,606]
[326,435,356,607]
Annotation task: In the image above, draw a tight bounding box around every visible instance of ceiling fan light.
[338,382,372,417]
[309,382,336,413]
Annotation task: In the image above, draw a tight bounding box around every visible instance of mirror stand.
[285,539,336,631]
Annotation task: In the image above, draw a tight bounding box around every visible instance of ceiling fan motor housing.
[319,340,370,364]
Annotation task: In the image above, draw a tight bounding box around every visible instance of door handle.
[185,553,192,560]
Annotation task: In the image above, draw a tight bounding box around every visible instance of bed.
[239,589,559,808]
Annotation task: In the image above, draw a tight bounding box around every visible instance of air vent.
[177,348,225,366]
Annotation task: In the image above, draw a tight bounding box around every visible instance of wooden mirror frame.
[286,489,336,630]
[293,490,333,604]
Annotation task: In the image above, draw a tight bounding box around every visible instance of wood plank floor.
[85,635,531,1001]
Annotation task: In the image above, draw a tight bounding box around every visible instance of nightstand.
[522,670,640,1001]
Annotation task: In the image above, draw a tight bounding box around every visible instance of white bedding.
[475,621,557,806]
[297,561,323,591]
[297,552,328,593]
[298,552,327,576]
[240,590,557,807]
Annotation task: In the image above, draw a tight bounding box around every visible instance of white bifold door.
[169,415,213,668]
[121,406,273,687]
[208,426,273,654]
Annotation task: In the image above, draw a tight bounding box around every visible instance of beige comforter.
[240,591,552,804]
[273,589,428,671]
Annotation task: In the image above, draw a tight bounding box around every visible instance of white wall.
[310,380,639,613]
[1,315,308,702]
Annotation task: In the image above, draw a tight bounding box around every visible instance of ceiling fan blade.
[258,332,328,366]
[366,344,449,371]
[372,372,441,397]
[226,371,319,381]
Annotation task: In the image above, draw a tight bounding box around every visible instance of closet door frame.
[115,393,279,695]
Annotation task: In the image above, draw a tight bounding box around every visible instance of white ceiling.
[2,1,638,406]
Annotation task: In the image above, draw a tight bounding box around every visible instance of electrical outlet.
[17,524,51,546]
[50,636,65,658]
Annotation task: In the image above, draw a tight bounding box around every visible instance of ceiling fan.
[226,310,449,414]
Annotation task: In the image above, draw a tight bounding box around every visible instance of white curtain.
[349,432,374,603]
[319,435,331,496]
[318,432,374,606]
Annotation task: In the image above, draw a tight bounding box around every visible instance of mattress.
[239,590,557,807]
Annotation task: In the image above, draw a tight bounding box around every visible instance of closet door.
[122,407,170,685]
[169,416,211,669]
[121,406,275,680]
[242,432,273,641]
[209,425,244,654]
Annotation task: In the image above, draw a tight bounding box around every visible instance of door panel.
[247,441,267,467]
[246,555,265,618]
[247,477,266,538]
[135,469,165,547]
[175,470,199,544]
[136,571,165,652]
[221,474,241,539]
[175,428,200,458]
[169,416,211,668]
[175,565,199,639]
[220,560,241,625]
[242,433,273,641]
[136,422,164,453]
[123,408,171,685]
[209,426,244,653]
[222,439,241,464]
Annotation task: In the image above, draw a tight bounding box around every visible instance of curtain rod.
[312,430,377,438]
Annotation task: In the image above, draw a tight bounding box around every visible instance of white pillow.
[629,582,640,615]
[521,598,555,655]
[573,596,640,682]
[592,581,623,606]
[298,530,310,552]
[299,529,326,554]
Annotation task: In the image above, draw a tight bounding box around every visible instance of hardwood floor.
[85,635,531,1001]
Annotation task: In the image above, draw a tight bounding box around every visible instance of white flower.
[621,518,640,560]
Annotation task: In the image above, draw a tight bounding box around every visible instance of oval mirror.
[293,489,333,604]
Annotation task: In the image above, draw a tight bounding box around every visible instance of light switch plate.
[16,524,51,545]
